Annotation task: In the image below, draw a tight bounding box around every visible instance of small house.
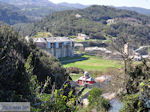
[75,13,82,18]
[77,33,89,40]
[77,71,95,86]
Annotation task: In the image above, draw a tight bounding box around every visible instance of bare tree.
[110,33,131,74]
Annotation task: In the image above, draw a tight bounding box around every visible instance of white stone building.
[33,37,74,58]
[75,13,82,18]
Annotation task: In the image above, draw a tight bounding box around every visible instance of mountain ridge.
[0,1,30,25]
[17,5,150,47]
[0,0,87,20]
[57,2,88,9]
[0,0,52,6]
[116,6,150,16]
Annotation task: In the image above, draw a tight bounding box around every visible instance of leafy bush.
[126,60,150,94]
[32,83,78,112]
[120,94,144,112]
[88,87,110,111]
[120,59,150,112]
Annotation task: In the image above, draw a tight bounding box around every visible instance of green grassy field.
[63,55,122,72]
[33,32,53,38]
[75,39,102,43]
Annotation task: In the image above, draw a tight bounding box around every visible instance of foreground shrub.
[88,87,110,112]
[32,82,79,112]
[120,59,150,112]
[0,25,34,102]
[120,94,144,112]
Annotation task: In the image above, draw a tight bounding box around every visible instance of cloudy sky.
[49,0,150,9]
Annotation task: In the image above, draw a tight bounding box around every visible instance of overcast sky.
[49,0,150,9]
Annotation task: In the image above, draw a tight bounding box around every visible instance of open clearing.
[63,55,122,72]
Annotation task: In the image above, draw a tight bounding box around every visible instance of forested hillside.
[0,0,86,20]
[0,23,68,101]
[0,2,29,25]
[17,5,150,47]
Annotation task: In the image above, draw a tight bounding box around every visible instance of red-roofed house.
[77,71,95,86]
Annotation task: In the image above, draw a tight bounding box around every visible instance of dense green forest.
[0,2,30,25]
[15,5,150,47]
[0,0,86,25]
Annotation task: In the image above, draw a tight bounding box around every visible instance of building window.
[59,43,63,48]
[48,42,51,48]
[55,42,59,48]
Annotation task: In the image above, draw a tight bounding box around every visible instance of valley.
[0,0,150,112]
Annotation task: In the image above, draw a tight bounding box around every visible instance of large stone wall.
[45,42,74,58]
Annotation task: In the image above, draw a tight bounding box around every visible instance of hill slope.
[0,0,53,6]
[19,5,150,47]
[117,7,150,16]
[0,0,87,20]
[58,2,87,9]
[14,5,150,46]
[0,2,29,25]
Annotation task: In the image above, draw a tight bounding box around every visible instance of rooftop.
[33,37,73,43]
